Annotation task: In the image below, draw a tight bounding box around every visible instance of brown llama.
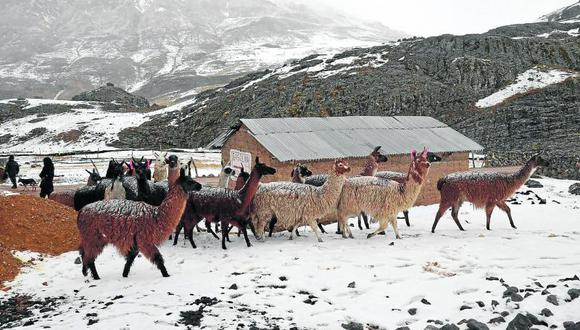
[337,149,431,239]
[431,153,549,233]
[303,146,388,234]
[77,163,202,279]
[177,157,276,249]
[252,159,351,242]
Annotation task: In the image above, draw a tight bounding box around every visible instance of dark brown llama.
[77,164,202,279]
[431,153,549,233]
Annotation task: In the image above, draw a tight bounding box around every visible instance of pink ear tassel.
[146,160,151,169]
[129,160,134,170]
[411,149,417,159]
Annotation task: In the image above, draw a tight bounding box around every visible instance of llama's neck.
[399,165,429,208]
[291,169,305,183]
[137,174,151,196]
[360,156,378,176]
[238,168,263,213]
[234,175,247,190]
[167,167,179,187]
[156,184,188,234]
[513,161,537,187]
[318,171,347,208]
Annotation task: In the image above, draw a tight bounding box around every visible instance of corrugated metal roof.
[224,116,483,162]
[205,127,238,149]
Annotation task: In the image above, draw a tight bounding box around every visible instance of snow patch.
[475,67,578,108]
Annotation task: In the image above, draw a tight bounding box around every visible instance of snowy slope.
[538,1,580,23]
[475,67,578,108]
[0,0,405,103]
[2,177,580,329]
[0,98,193,153]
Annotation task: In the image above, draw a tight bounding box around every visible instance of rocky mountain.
[0,0,404,103]
[115,7,580,179]
[72,84,150,108]
[539,1,580,23]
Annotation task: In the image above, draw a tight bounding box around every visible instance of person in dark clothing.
[39,157,54,198]
[5,155,19,189]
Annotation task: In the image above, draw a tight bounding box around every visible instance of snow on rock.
[0,99,187,154]
[475,67,578,108]
[2,177,579,329]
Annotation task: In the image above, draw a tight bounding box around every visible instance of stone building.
[207,116,482,205]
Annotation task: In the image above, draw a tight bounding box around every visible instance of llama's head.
[254,157,277,176]
[409,148,431,182]
[154,152,168,166]
[528,153,550,168]
[106,159,124,178]
[291,163,312,178]
[370,146,389,163]
[333,159,351,175]
[238,165,250,181]
[85,169,102,186]
[177,168,202,192]
[427,152,442,162]
[165,155,179,169]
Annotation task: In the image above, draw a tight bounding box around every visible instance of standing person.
[39,157,54,198]
[5,155,19,189]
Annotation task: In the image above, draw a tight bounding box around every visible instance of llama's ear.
[374,146,381,152]
[421,147,428,157]
[410,149,416,159]
[85,169,93,175]
[180,168,186,177]
[255,156,259,164]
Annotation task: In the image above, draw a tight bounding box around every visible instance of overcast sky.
[300,0,577,36]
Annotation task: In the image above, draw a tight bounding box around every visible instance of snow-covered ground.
[475,67,578,108]
[0,99,189,154]
[0,150,221,187]
[2,177,579,329]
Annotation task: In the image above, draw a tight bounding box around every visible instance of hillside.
[0,0,404,103]
[115,15,579,179]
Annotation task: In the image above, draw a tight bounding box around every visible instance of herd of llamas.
[45,148,548,279]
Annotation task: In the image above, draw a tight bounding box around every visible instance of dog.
[18,178,37,191]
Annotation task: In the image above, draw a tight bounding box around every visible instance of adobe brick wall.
[222,126,469,205]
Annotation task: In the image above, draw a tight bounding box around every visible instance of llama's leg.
[214,222,219,233]
[122,241,139,278]
[307,219,324,243]
[403,210,410,227]
[141,244,170,277]
[362,212,370,229]
[367,218,389,239]
[485,202,496,230]
[220,219,229,250]
[391,215,401,239]
[431,202,450,233]
[268,215,277,237]
[289,222,299,240]
[185,222,198,249]
[497,201,517,229]
[317,223,326,234]
[173,221,183,246]
[81,239,105,280]
[205,219,220,240]
[451,203,465,231]
[236,219,252,247]
[336,221,342,235]
[357,214,363,230]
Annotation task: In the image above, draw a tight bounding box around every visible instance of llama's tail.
[436,178,446,191]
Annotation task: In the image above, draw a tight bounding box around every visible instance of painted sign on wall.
[229,149,252,176]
